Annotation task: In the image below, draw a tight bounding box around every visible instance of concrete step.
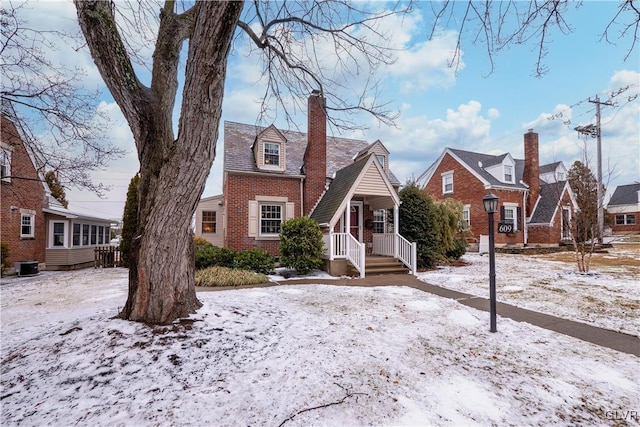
[348,256,410,276]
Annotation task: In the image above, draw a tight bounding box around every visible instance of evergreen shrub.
[234,248,275,274]
[279,216,324,275]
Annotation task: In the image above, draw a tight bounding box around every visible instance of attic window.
[264,142,280,166]
[376,155,385,168]
[504,165,513,183]
[442,171,453,194]
[557,171,565,181]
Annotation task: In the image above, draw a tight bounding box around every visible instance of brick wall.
[424,153,526,246]
[303,91,327,215]
[224,173,301,256]
[1,116,47,266]
[609,211,640,233]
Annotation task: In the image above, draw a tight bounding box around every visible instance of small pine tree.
[121,174,140,267]
[45,171,68,208]
[398,183,439,269]
[279,216,324,275]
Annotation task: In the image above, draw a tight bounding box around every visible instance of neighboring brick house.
[196,91,416,276]
[417,130,576,248]
[1,114,114,274]
[607,184,640,234]
[1,115,48,272]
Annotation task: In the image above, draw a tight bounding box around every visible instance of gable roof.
[223,121,400,185]
[418,147,568,192]
[540,161,563,174]
[310,154,399,226]
[448,148,526,189]
[530,181,569,224]
[608,183,640,206]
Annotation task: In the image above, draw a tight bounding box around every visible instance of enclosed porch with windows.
[310,154,416,278]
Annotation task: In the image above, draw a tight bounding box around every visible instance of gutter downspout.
[300,177,304,216]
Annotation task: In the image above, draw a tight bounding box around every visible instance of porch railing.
[373,233,417,275]
[325,233,365,278]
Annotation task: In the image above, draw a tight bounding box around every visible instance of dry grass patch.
[537,248,640,269]
[195,266,270,287]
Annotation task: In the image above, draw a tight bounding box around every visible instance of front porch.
[322,232,416,278]
[309,152,416,278]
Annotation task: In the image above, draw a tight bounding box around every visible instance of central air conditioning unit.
[14,261,39,277]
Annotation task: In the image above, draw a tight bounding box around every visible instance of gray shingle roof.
[608,183,640,206]
[539,161,563,174]
[223,121,400,185]
[448,148,527,189]
[310,154,372,224]
[530,181,566,223]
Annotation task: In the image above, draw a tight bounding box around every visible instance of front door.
[340,201,363,242]
[348,201,363,242]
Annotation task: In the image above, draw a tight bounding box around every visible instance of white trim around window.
[20,210,35,238]
[49,220,68,248]
[248,196,295,239]
[442,171,453,194]
[502,203,519,231]
[504,165,514,183]
[462,205,470,229]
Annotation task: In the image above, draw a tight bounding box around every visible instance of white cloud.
[388,30,463,92]
[355,100,495,183]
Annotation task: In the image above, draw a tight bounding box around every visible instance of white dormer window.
[264,142,280,166]
[442,171,453,194]
[376,155,385,168]
[557,171,565,181]
[504,165,513,183]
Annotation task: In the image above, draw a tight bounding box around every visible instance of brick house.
[1,114,114,274]
[607,184,640,234]
[417,130,576,248]
[196,91,416,276]
[1,115,48,272]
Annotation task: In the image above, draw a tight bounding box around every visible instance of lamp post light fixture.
[483,192,499,333]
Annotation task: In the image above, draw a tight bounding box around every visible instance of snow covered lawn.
[417,245,640,336]
[1,251,638,426]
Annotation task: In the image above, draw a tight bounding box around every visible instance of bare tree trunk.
[77,0,243,324]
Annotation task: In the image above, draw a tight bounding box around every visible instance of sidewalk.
[269,274,640,357]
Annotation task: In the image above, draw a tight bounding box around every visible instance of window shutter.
[248,201,258,237]
[285,202,295,221]
[516,207,522,231]
[500,206,505,221]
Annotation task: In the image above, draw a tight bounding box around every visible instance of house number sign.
[498,222,514,234]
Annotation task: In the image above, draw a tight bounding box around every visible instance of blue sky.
[17,1,640,221]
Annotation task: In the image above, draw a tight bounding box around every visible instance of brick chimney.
[303,90,327,214]
[522,129,540,217]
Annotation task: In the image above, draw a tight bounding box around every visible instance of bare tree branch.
[428,1,639,78]
[1,0,125,195]
[237,1,410,131]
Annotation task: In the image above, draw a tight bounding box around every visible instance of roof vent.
[478,161,483,168]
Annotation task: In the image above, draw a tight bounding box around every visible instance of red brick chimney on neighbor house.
[303,90,327,214]
[522,129,540,217]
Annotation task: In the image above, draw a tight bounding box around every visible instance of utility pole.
[575,95,613,245]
